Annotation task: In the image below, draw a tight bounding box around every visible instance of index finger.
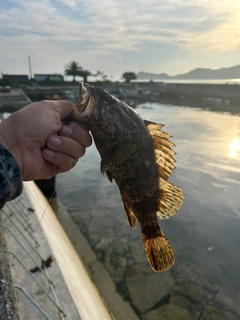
[47,100,75,120]
[68,121,90,131]
[59,124,92,148]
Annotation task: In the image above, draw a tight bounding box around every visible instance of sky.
[0,0,240,80]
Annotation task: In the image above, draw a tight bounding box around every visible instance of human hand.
[0,100,92,181]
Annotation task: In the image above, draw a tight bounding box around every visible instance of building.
[34,74,63,82]
[2,74,29,84]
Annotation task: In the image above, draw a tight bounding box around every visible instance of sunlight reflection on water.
[228,137,240,158]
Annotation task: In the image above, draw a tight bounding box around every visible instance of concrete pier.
[0,88,32,111]
[0,182,114,320]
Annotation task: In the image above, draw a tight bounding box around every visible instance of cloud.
[0,0,239,76]
[1,0,239,50]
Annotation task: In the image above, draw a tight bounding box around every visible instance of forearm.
[0,144,23,209]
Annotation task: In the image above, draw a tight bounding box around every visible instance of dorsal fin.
[144,119,176,180]
[144,119,184,219]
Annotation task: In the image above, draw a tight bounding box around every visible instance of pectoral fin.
[101,142,136,173]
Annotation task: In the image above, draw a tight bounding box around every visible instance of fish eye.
[102,94,115,105]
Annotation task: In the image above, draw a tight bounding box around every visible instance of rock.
[176,277,187,284]
[88,217,115,238]
[129,240,146,264]
[126,266,138,278]
[111,238,128,255]
[200,305,238,320]
[145,303,195,320]
[90,207,108,218]
[169,295,193,311]
[214,280,240,317]
[176,283,206,303]
[174,259,222,292]
[104,239,128,281]
[114,222,137,237]
[126,264,175,313]
[224,312,238,320]
[105,254,127,282]
[95,238,114,251]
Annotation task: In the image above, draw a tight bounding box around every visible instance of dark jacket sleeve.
[0,144,23,209]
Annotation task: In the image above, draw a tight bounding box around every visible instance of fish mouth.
[76,82,92,113]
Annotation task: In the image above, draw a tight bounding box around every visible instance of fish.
[67,82,183,272]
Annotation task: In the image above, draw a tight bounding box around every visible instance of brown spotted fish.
[68,82,183,272]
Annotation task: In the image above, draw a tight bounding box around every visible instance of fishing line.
[12,180,58,281]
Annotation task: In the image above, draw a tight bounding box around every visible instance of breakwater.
[1,82,240,114]
[126,81,240,103]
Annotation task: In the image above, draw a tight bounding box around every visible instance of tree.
[93,70,111,83]
[122,72,137,83]
[78,69,91,82]
[64,61,83,82]
[92,70,102,81]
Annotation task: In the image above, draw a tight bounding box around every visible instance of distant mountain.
[137,65,240,80]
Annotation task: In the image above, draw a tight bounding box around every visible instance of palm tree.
[78,69,91,82]
[64,61,83,82]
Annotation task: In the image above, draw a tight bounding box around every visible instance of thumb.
[49,100,76,120]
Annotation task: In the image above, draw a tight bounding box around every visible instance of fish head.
[75,82,144,141]
[75,82,100,118]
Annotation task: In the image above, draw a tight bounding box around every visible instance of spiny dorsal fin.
[144,120,164,130]
[144,119,176,180]
[157,178,184,219]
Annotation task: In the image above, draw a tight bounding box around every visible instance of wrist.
[0,118,22,173]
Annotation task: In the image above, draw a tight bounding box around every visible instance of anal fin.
[123,203,136,228]
[157,179,183,220]
[106,170,113,183]
[120,195,136,228]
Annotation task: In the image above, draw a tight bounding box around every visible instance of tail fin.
[142,229,174,272]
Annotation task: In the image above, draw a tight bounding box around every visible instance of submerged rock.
[126,264,175,313]
[200,305,238,320]
[169,295,194,311]
[88,217,115,238]
[174,257,222,292]
[176,283,206,303]
[105,254,127,282]
[145,303,196,320]
[214,280,240,317]
[129,240,146,264]
[101,238,128,282]
[95,238,114,251]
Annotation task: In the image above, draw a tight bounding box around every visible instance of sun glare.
[228,138,240,158]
